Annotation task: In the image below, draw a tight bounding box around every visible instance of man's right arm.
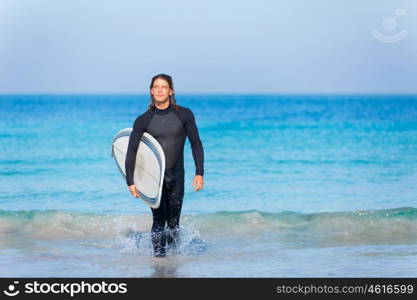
[125,112,152,186]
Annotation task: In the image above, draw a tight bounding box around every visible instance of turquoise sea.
[1,94,417,277]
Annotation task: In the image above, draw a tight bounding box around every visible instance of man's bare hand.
[192,175,204,191]
[128,184,140,198]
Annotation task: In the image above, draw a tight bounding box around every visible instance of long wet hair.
[148,74,179,111]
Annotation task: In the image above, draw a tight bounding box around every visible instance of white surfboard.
[111,128,165,209]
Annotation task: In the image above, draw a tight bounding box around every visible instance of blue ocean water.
[1,94,417,277]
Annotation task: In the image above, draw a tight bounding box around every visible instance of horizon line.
[1,92,417,96]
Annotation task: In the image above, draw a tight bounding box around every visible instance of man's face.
[151,78,172,104]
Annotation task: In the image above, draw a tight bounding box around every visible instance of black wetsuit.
[125,104,204,256]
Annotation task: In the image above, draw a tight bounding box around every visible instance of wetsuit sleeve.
[183,108,204,176]
[125,112,153,186]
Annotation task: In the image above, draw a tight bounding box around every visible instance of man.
[125,74,204,257]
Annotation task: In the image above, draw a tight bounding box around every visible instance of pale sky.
[0,0,416,94]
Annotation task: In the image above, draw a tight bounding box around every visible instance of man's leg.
[151,183,168,257]
[166,177,184,249]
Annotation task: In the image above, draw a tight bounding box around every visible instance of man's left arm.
[184,108,204,191]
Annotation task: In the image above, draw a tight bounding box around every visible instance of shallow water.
[1,208,417,277]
